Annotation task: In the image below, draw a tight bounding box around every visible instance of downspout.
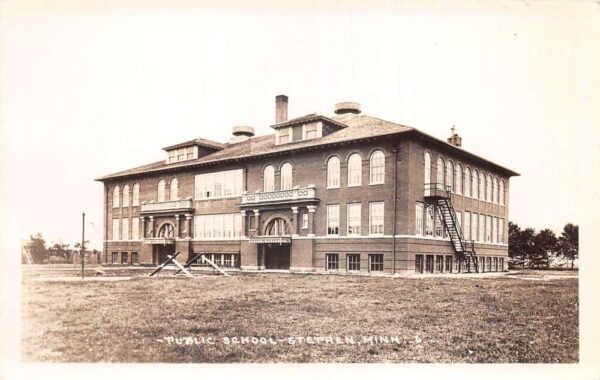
[103,183,108,265]
[392,146,399,274]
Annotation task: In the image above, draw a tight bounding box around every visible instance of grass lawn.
[21,268,578,363]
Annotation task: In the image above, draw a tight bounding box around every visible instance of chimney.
[447,126,462,147]
[334,102,361,115]
[275,95,288,124]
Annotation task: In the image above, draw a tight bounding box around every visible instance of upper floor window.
[170,178,179,200]
[112,219,120,240]
[326,204,340,235]
[347,203,361,235]
[369,150,385,184]
[478,172,485,201]
[167,146,198,164]
[194,169,244,200]
[369,201,384,235]
[436,156,445,186]
[445,160,454,192]
[132,183,140,206]
[486,174,492,202]
[113,185,120,208]
[303,123,321,140]
[280,163,293,190]
[348,153,362,187]
[122,185,130,207]
[493,177,499,204]
[263,165,275,192]
[456,164,463,194]
[499,180,505,205]
[194,213,242,239]
[326,156,340,188]
[157,179,166,202]
[464,167,471,197]
[424,151,432,185]
[277,127,292,144]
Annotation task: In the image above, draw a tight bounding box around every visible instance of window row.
[108,251,139,265]
[263,163,293,192]
[112,218,140,241]
[193,213,243,239]
[424,151,506,205]
[195,169,244,200]
[415,203,505,244]
[326,150,385,189]
[112,183,141,208]
[326,201,385,236]
[415,254,504,273]
[194,253,240,268]
[325,253,384,272]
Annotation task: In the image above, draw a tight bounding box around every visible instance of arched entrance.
[263,217,291,270]
[152,222,176,264]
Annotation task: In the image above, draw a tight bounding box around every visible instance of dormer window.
[165,145,199,164]
[277,127,291,144]
[302,122,322,140]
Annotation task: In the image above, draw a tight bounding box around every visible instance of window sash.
[122,218,129,241]
[132,184,140,206]
[369,254,384,272]
[327,157,340,188]
[415,203,424,235]
[347,203,361,235]
[112,219,120,240]
[348,155,362,186]
[194,214,243,239]
[347,254,360,271]
[369,151,385,184]
[327,205,340,235]
[326,254,339,270]
[369,202,384,235]
[131,219,139,240]
[195,169,244,200]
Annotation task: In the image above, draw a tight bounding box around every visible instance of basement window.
[326,254,339,271]
[369,254,383,272]
[347,254,360,271]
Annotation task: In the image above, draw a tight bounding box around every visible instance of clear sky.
[1,0,598,250]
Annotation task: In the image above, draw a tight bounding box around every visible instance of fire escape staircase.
[424,183,479,272]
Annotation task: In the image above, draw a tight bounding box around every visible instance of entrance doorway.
[264,243,290,270]
[153,244,175,265]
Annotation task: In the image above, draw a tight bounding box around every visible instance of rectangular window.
[486,257,492,271]
[425,204,434,236]
[491,217,498,243]
[194,214,243,239]
[121,218,130,241]
[194,169,244,200]
[479,257,485,272]
[436,255,444,272]
[112,252,118,264]
[224,254,232,267]
[478,214,485,242]
[445,256,453,273]
[455,211,462,234]
[327,205,340,235]
[464,211,471,240]
[499,218,505,243]
[493,257,499,271]
[369,254,384,272]
[415,202,424,236]
[301,213,308,229]
[425,255,434,273]
[499,257,504,271]
[471,213,478,242]
[435,207,445,238]
[131,218,139,240]
[277,127,291,144]
[112,219,120,240]
[347,254,360,271]
[168,151,176,163]
[346,203,361,235]
[369,202,384,235]
[131,252,138,265]
[326,254,339,271]
[303,123,319,140]
[485,215,492,242]
[121,252,128,265]
[415,255,424,273]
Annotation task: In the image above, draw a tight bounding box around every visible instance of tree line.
[22,233,98,264]
[508,222,578,269]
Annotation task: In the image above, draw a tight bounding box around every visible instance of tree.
[558,223,578,269]
[26,233,48,264]
[530,228,558,269]
[48,242,71,261]
[508,222,535,268]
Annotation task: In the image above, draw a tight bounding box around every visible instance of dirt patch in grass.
[21,271,578,363]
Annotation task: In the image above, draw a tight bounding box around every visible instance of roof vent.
[230,126,255,144]
[334,102,361,115]
[447,126,462,147]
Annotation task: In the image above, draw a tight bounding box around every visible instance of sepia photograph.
[1,0,598,379]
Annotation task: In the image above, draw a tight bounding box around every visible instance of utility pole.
[81,212,85,279]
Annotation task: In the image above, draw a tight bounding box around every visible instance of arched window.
[493,177,499,204]
[132,183,140,206]
[170,178,179,200]
[113,185,120,208]
[436,156,445,187]
[424,152,432,196]
[263,165,275,192]
[265,218,290,236]
[478,172,485,201]
[456,164,463,194]
[446,160,454,192]
[122,185,130,207]
[158,223,174,238]
[280,163,293,190]
[486,174,492,202]
[157,179,166,202]
[326,156,340,188]
[348,153,362,186]
[500,180,505,205]
[369,150,385,184]
[464,167,471,197]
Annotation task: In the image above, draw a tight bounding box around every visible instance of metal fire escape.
[424,183,479,272]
